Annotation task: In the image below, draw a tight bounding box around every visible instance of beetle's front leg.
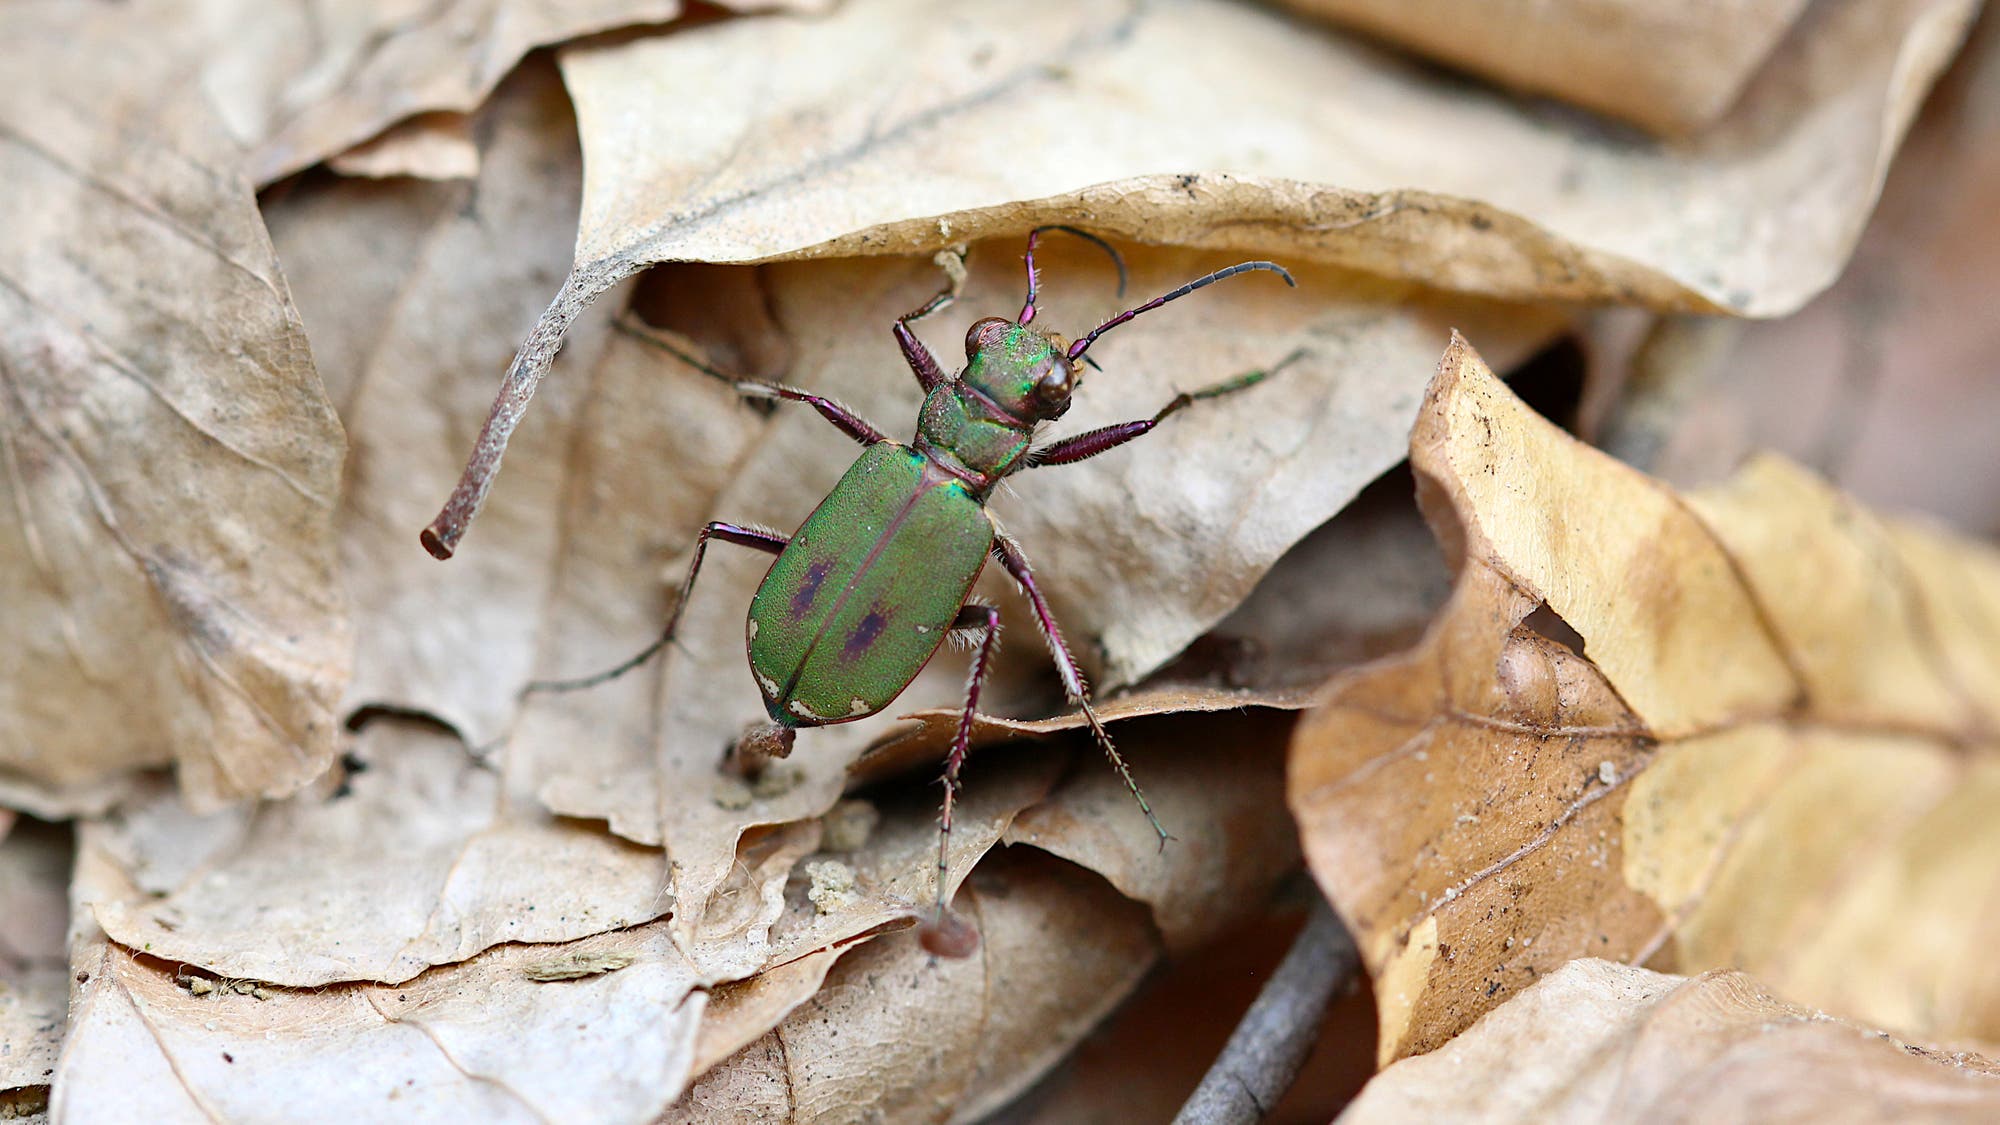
[921,602,1002,957]
[894,247,968,393]
[523,521,788,695]
[617,320,890,446]
[990,534,1168,847]
[1026,348,1306,468]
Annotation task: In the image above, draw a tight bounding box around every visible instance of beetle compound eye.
[965,317,1010,359]
[1030,367,1074,416]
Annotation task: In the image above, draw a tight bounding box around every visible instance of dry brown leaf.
[79,719,671,988]
[1002,713,1299,954]
[680,747,1068,1078]
[1343,959,2000,1123]
[666,849,1158,1125]
[200,0,827,185]
[326,112,481,181]
[58,836,708,1123]
[1622,12,2000,536]
[1291,336,2000,1064]
[546,0,1969,320]
[1278,0,1811,136]
[0,7,349,815]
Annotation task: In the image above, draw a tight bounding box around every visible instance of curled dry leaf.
[200,0,830,185]
[80,719,671,988]
[1622,12,2000,535]
[1001,712,1300,955]
[1290,336,2000,1063]
[547,0,1969,316]
[60,837,708,1124]
[1275,0,1811,136]
[325,112,481,181]
[668,849,1158,1125]
[1343,959,2000,1123]
[684,747,1068,1075]
[0,7,348,815]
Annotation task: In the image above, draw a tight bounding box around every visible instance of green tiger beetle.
[428,228,1296,955]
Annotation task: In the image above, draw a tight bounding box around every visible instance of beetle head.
[960,316,1081,422]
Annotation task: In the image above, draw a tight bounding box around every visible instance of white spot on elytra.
[789,699,824,720]
[848,699,870,716]
[748,619,758,640]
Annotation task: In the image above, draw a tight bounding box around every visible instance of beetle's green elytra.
[748,443,993,727]
[435,225,1299,957]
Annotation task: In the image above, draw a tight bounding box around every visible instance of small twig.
[1173,890,1359,1125]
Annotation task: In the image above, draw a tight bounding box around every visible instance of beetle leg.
[928,603,1002,937]
[616,320,889,445]
[893,249,966,393]
[522,522,788,695]
[990,534,1169,848]
[1025,348,1307,468]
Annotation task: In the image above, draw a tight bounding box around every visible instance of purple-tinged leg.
[894,267,960,393]
[920,603,1002,956]
[619,321,888,445]
[524,522,787,695]
[990,534,1167,847]
[1028,349,1305,468]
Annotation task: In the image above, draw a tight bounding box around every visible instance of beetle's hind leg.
[522,522,787,696]
[991,533,1169,849]
[918,603,1002,959]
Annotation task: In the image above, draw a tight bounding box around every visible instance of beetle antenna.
[1018,225,1129,326]
[1066,261,1294,361]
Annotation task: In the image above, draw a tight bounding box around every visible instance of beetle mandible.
[446,228,1297,954]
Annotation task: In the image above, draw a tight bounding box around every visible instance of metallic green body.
[747,442,994,727]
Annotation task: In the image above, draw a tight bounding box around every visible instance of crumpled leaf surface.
[668,849,1159,1125]
[79,719,671,987]
[1276,0,1811,136]
[0,6,349,815]
[198,0,828,185]
[1343,959,2000,1123]
[1627,11,2000,535]
[553,0,1971,318]
[1291,336,2000,1063]
[59,835,708,1124]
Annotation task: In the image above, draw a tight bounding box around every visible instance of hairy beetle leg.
[522,522,788,696]
[925,603,1003,954]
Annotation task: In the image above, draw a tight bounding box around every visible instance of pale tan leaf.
[196,0,825,184]
[0,8,348,814]
[553,0,1969,317]
[57,912,707,1123]
[1277,0,1811,136]
[1343,960,2000,1123]
[1290,337,2000,1064]
[1617,13,2000,535]
[666,850,1158,1125]
[326,112,480,181]
[83,719,669,988]
[1002,713,1299,954]
[679,748,1067,1080]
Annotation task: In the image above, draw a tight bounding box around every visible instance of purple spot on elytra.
[843,609,888,660]
[791,560,833,620]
